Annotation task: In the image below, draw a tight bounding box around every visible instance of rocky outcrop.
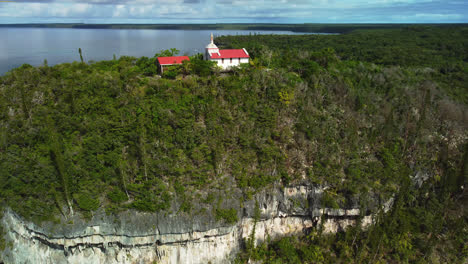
[0,185,389,263]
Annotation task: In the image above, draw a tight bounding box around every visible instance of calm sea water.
[0,28,309,75]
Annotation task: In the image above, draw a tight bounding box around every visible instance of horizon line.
[1,22,468,25]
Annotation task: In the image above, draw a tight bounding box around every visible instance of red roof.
[157,56,190,65]
[210,49,250,59]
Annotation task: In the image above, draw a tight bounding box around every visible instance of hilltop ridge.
[0,25,467,263]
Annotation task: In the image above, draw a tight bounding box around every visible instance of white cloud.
[0,0,466,23]
[392,13,464,22]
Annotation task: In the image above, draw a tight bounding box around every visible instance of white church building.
[205,33,250,69]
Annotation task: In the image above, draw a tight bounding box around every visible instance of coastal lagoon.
[0,28,308,75]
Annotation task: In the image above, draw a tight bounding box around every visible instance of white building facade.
[205,33,250,70]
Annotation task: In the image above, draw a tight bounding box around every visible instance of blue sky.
[0,0,467,24]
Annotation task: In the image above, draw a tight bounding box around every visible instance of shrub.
[215,208,238,224]
[273,237,301,263]
[321,191,339,209]
[74,193,100,211]
[107,189,128,204]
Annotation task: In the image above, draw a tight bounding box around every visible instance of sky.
[0,0,467,24]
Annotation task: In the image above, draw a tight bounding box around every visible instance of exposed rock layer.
[0,185,386,263]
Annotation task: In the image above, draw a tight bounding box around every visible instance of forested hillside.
[218,25,468,263]
[0,25,467,262]
[217,25,468,103]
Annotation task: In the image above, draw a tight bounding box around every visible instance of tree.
[154,48,180,58]
[49,130,74,216]
[78,48,84,63]
[136,56,158,76]
[188,56,216,77]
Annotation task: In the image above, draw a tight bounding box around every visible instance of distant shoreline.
[1,23,466,33]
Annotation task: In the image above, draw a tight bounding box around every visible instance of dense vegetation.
[217,25,468,103]
[218,25,468,263]
[0,25,466,261]
[0,23,426,33]
[237,171,467,263]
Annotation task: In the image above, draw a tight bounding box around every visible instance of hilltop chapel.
[205,33,250,69]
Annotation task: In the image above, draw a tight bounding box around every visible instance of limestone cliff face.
[0,185,388,264]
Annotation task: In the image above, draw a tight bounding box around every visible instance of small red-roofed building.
[156,56,190,74]
[205,33,250,70]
